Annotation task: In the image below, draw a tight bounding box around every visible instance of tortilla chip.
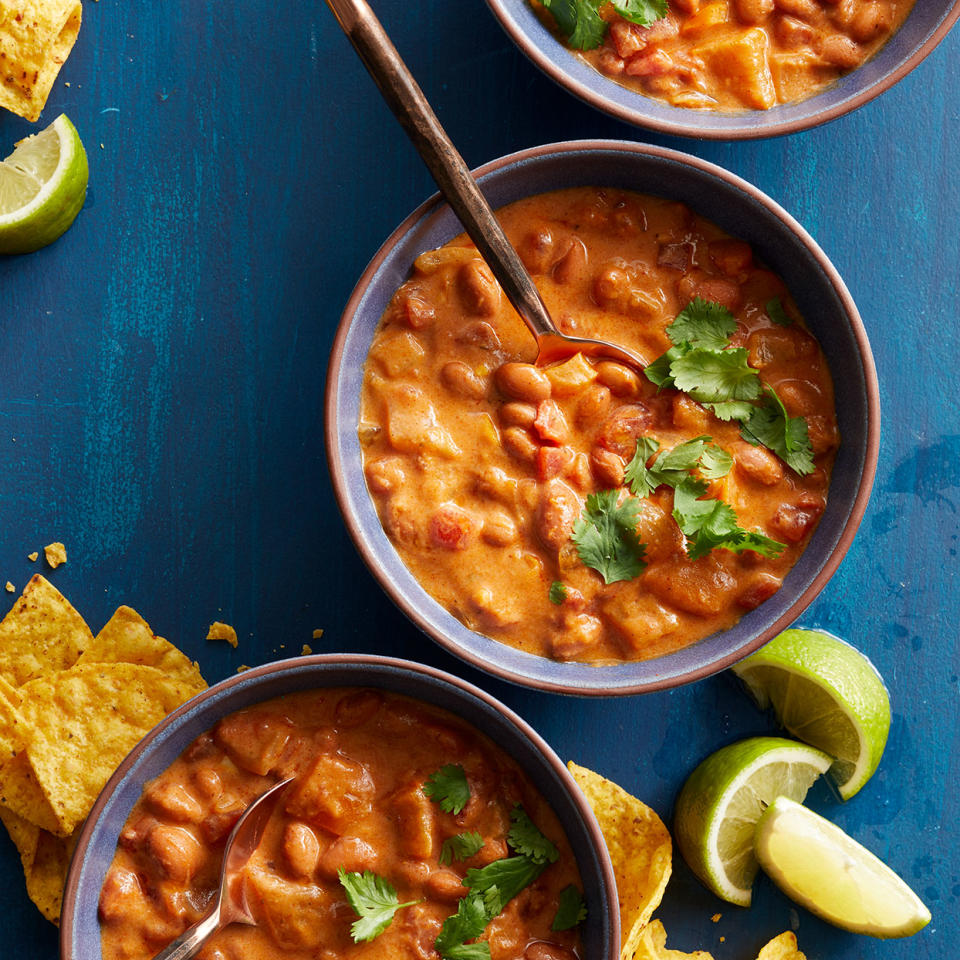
[0,0,82,121]
[206,620,238,647]
[0,751,63,834]
[756,932,806,960]
[17,662,204,835]
[78,605,207,692]
[633,920,714,960]
[25,826,76,923]
[0,805,40,875]
[568,761,672,960]
[43,541,66,568]
[0,575,90,686]
[0,675,26,760]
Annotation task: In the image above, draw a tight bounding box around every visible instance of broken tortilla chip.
[0,575,90,686]
[632,920,714,960]
[206,620,238,647]
[78,605,207,692]
[17,661,205,836]
[567,761,672,960]
[26,825,77,924]
[0,0,82,121]
[756,931,806,960]
[43,541,67,568]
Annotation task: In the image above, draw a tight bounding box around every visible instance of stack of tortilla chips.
[0,0,82,120]
[567,762,806,960]
[0,575,206,922]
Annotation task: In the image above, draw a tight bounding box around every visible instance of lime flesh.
[755,797,931,937]
[0,114,88,254]
[732,628,890,800]
[674,737,832,906]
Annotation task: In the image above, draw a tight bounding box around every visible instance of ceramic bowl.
[325,140,879,695]
[60,654,620,959]
[483,0,960,138]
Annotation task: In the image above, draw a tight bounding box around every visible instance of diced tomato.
[537,445,574,480]
[428,503,477,550]
[533,400,569,445]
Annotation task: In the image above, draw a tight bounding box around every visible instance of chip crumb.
[27,552,38,562]
[711,913,721,923]
[236,664,250,673]
[719,936,725,942]
[206,621,238,647]
[301,644,313,655]
[312,628,324,640]
[43,543,67,569]
[4,582,14,593]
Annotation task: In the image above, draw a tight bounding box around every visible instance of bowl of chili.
[62,654,620,960]
[483,0,960,138]
[326,140,879,695]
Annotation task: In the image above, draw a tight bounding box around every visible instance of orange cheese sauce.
[359,188,838,664]
[99,688,583,960]
[537,0,914,111]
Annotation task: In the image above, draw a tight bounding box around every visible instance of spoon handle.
[150,907,223,960]
[324,0,558,341]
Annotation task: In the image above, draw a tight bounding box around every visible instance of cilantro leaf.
[672,476,785,560]
[703,400,757,422]
[613,0,668,26]
[739,388,815,476]
[696,442,734,480]
[548,581,567,605]
[440,832,485,866]
[464,856,548,906]
[667,297,738,350]
[441,945,492,960]
[541,0,608,49]
[423,764,471,814]
[507,806,559,865]
[624,436,661,498]
[644,344,687,390]
[766,296,793,327]
[552,885,588,931]
[571,490,647,584]
[338,869,418,943]
[435,890,490,958]
[670,347,763,403]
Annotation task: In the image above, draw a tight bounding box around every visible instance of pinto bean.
[496,362,552,402]
[597,403,654,457]
[770,494,825,543]
[846,2,892,42]
[457,260,501,316]
[536,480,581,551]
[283,822,321,878]
[317,836,379,881]
[146,825,203,884]
[365,457,407,495]
[590,446,626,488]
[482,509,518,546]
[502,427,539,464]
[425,869,469,903]
[735,442,784,486]
[553,238,588,284]
[609,18,649,58]
[518,227,560,274]
[820,34,861,68]
[143,781,205,824]
[575,384,613,428]
[456,320,501,351]
[734,0,774,22]
[596,361,642,398]
[499,402,537,428]
[440,360,487,400]
[774,0,818,17]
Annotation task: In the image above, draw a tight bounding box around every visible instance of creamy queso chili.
[535,0,915,111]
[359,187,838,664]
[99,688,583,960]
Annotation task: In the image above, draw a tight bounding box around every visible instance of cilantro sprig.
[552,884,588,931]
[435,891,494,960]
[338,869,419,943]
[440,832,485,866]
[507,805,560,864]
[571,490,647,584]
[624,435,732,499]
[549,580,567,605]
[541,0,667,50]
[423,764,471,815]
[646,298,816,476]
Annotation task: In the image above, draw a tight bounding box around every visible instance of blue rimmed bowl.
[325,140,879,696]
[483,0,960,139]
[61,654,620,960]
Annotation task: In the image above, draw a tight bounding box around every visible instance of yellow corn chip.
[43,541,66,568]
[567,761,672,960]
[0,675,26,760]
[0,0,82,121]
[756,932,806,960]
[17,662,204,836]
[632,920,714,960]
[206,620,238,647]
[78,605,207,692]
[0,575,90,686]
[25,826,77,924]
[0,751,63,834]
[0,805,40,875]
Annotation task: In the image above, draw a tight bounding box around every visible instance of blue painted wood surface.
[1,1,957,956]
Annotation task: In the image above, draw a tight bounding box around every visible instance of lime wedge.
[731,628,890,800]
[674,737,831,906]
[0,114,88,255]
[755,796,931,937]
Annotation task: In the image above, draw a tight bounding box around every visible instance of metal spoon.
[324,0,649,372]
[150,777,294,960]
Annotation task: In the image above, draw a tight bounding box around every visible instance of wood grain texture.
[0,0,957,955]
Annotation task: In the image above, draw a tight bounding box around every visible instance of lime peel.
[755,797,931,938]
